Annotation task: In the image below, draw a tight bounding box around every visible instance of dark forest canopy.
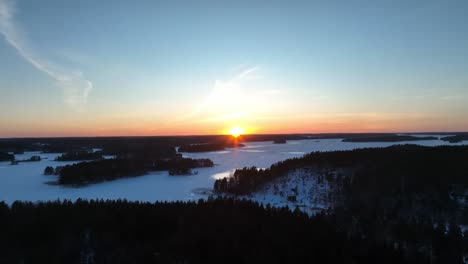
[47,157,214,186]
[55,150,103,161]
[273,138,287,144]
[17,156,41,162]
[441,133,468,143]
[51,159,147,185]
[215,144,468,195]
[0,151,14,161]
[179,141,245,152]
[1,133,466,155]
[178,142,228,152]
[213,146,468,263]
[0,198,457,264]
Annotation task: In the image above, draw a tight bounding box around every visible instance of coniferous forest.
[0,199,429,264]
[214,145,468,263]
[0,198,466,263]
[45,157,214,186]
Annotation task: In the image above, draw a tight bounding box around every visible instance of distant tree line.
[18,156,41,162]
[179,141,245,152]
[55,150,103,161]
[441,133,468,143]
[3,133,466,156]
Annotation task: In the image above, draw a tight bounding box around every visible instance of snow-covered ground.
[0,138,467,204]
[239,168,342,215]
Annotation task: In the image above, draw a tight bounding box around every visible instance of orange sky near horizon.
[1,112,467,138]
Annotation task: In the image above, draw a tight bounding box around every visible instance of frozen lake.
[0,138,467,204]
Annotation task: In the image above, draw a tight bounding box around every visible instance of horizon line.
[1,131,466,140]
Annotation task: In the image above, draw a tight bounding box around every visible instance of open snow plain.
[1,138,467,204]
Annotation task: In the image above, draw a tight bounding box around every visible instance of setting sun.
[228,126,244,138]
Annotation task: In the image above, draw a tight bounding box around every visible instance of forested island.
[179,141,245,152]
[441,133,468,143]
[44,159,147,185]
[0,153,40,164]
[45,157,214,186]
[273,138,287,144]
[17,156,41,162]
[0,151,14,161]
[55,150,103,161]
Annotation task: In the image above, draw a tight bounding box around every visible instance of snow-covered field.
[0,138,467,204]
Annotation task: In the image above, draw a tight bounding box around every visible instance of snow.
[461,225,468,234]
[239,168,338,215]
[0,138,467,204]
[396,133,453,139]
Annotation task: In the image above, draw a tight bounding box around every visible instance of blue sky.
[1,0,468,136]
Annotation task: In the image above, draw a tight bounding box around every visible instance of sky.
[0,0,468,137]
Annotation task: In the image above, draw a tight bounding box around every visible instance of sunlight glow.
[228,126,244,138]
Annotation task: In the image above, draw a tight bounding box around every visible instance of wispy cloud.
[156,65,290,135]
[183,66,260,117]
[0,0,92,111]
[161,65,271,129]
[236,66,259,80]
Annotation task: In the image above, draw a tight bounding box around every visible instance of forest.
[2,139,468,262]
[441,133,468,143]
[214,145,468,195]
[17,156,41,162]
[45,157,214,185]
[1,133,461,155]
[213,145,468,263]
[2,198,465,264]
[55,150,104,161]
[178,140,245,152]
[46,159,147,185]
[273,138,287,144]
[0,151,14,161]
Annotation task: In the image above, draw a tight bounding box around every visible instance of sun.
[228,126,244,138]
